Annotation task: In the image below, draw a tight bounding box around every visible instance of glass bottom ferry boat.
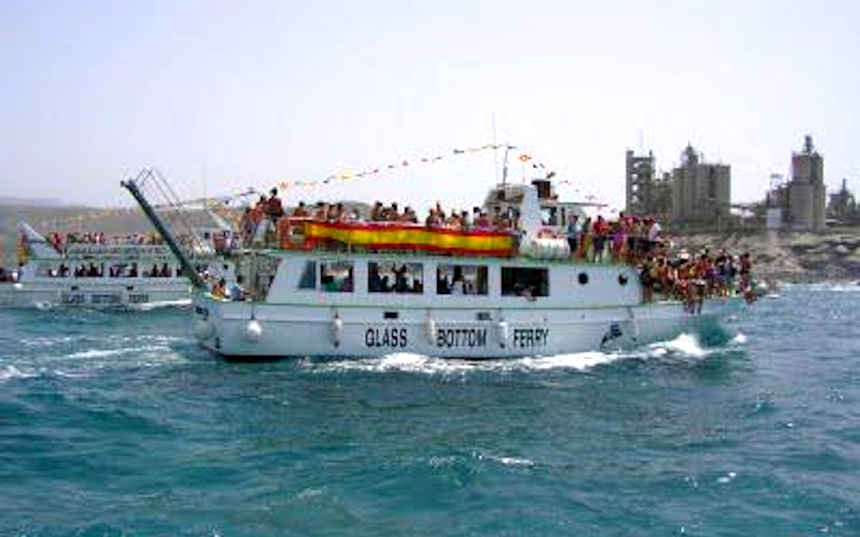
[124,177,747,359]
[0,222,232,308]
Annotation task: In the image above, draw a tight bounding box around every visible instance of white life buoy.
[331,314,343,347]
[496,320,509,348]
[244,319,263,343]
[425,316,437,344]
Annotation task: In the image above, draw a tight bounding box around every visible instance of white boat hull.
[0,281,191,308]
[192,295,742,359]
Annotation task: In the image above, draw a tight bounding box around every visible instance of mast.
[121,176,206,290]
[502,145,515,185]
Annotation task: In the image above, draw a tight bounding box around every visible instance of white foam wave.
[303,331,736,376]
[648,333,706,358]
[716,471,737,484]
[488,455,535,467]
[128,298,191,311]
[0,365,37,382]
[305,349,628,376]
[804,282,860,293]
[64,345,168,360]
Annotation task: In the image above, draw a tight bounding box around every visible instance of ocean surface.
[0,284,858,537]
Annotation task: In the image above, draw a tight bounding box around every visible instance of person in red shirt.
[592,215,609,262]
[266,188,284,221]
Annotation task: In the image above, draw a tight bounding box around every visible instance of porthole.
[578,272,589,285]
[618,274,629,286]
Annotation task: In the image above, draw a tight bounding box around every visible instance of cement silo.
[788,135,826,231]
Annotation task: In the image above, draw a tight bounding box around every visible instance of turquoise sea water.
[0,284,858,536]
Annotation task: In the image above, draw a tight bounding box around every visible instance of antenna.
[492,113,498,183]
[502,145,515,185]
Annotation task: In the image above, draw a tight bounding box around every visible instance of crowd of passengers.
[234,188,755,304]
[45,231,165,253]
[637,249,755,310]
[237,188,521,246]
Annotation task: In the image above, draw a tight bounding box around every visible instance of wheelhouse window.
[368,262,423,294]
[437,264,488,295]
[501,267,549,298]
[320,261,353,292]
[541,206,559,226]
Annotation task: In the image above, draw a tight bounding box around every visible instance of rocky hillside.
[674,228,860,283]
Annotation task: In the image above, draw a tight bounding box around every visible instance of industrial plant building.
[787,135,826,231]
[765,135,827,231]
[670,145,731,228]
[624,149,671,220]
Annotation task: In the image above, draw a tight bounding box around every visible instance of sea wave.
[787,281,860,293]
[301,331,743,376]
[127,298,192,311]
[0,365,38,382]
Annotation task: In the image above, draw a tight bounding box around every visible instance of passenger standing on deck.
[592,215,609,262]
[566,214,580,258]
[266,188,284,221]
[292,201,309,217]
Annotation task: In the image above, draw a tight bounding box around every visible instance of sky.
[2,0,859,213]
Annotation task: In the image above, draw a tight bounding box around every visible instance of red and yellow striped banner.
[303,221,515,257]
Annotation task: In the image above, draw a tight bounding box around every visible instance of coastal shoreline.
[672,227,860,284]
[4,203,859,284]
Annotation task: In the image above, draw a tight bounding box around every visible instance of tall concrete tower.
[788,135,826,231]
[670,144,731,227]
[625,149,655,215]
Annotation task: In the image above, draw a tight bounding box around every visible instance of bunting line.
[36,143,584,229]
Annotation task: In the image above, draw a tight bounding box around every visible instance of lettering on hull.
[436,328,487,348]
[512,328,549,348]
[365,327,408,348]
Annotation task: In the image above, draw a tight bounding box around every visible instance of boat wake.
[301,332,747,376]
[1,334,194,383]
[127,299,192,311]
[786,281,860,293]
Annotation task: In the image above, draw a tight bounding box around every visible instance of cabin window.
[298,260,316,289]
[437,264,488,295]
[320,261,353,293]
[501,267,549,297]
[109,263,128,278]
[73,263,104,278]
[618,274,628,286]
[368,262,423,294]
[578,272,589,285]
[541,206,559,226]
[144,263,171,278]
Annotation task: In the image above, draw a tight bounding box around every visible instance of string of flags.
[35,142,618,228]
[266,142,514,194]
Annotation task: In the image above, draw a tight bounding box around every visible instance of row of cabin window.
[297,261,550,297]
[36,262,183,279]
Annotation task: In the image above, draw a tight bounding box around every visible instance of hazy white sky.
[2,0,858,212]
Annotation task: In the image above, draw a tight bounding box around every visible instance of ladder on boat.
[120,168,210,289]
